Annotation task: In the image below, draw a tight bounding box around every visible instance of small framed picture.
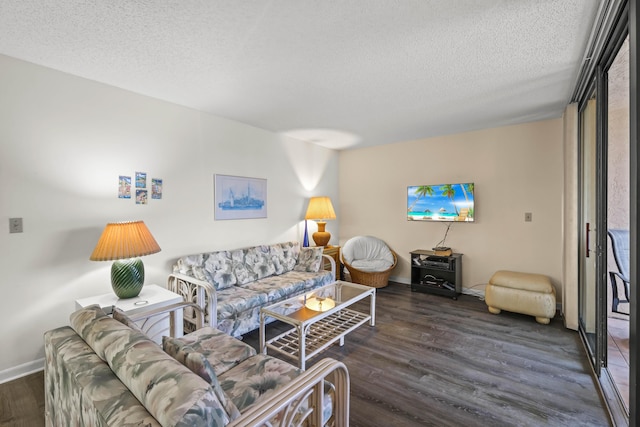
[136,189,148,205]
[135,172,147,188]
[118,176,131,199]
[152,178,163,199]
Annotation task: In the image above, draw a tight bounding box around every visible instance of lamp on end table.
[304,196,336,247]
[90,220,161,299]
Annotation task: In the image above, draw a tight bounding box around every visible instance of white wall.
[0,54,338,380]
[339,119,564,296]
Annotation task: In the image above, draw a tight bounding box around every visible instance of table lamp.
[90,220,161,298]
[304,196,336,247]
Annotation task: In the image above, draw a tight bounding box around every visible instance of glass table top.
[261,280,372,322]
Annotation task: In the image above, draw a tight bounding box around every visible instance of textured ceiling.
[0,1,600,150]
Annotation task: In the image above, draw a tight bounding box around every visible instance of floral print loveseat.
[169,242,335,337]
[44,304,350,427]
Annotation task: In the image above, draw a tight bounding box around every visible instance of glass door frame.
[628,2,639,425]
[574,2,634,423]
[577,77,608,377]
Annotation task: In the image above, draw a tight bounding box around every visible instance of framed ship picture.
[214,174,267,220]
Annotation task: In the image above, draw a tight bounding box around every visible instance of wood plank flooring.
[0,370,44,427]
[0,282,611,426]
[245,283,611,427]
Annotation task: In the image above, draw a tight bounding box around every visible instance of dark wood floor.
[1,283,611,426]
[248,283,611,427]
[0,369,44,427]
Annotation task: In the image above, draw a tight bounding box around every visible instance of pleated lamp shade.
[304,197,336,247]
[90,221,161,298]
[304,197,337,221]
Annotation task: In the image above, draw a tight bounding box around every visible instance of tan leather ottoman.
[485,270,556,324]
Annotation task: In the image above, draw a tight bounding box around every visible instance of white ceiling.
[0,1,600,150]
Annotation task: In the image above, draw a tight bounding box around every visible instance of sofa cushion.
[231,249,258,285]
[239,276,306,303]
[174,253,206,278]
[70,304,131,361]
[70,306,230,427]
[219,354,302,413]
[293,246,324,273]
[174,242,302,290]
[174,251,237,291]
[216,286,268,319]
[247,246,276,279]
[104,326,230,427]
[271,241,300,274]
[203,251,237,290]
[163,326,257,376]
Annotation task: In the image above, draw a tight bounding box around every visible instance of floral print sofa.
[169,242,335,337]
[44,305,350,427]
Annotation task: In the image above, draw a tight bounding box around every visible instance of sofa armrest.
[228,358,349,427]
[322,254,336,280]
[168,273,218,330]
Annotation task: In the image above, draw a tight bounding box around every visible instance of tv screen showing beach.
[407,183,474,222]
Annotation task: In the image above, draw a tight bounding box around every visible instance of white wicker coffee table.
[259,280,376,370]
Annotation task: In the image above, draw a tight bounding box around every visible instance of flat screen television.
[407,183,474,222]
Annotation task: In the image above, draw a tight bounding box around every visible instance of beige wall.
[562,103,579,330]
[338,119,564,296]
[0,54,338,380]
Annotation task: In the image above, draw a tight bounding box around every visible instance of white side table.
[75,284,183,343]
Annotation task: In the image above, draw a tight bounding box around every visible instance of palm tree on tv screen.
[408,185,434,212]
[441,184,459,216]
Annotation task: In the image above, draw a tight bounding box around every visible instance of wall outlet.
[9,218,23,233]
[524,212,532,222]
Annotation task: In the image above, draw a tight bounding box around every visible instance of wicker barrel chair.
[341,236,397,288]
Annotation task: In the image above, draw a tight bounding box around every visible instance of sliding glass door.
[576,14,631,421]
[579,91,607,376]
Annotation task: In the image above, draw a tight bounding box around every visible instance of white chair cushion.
[342,236,394,272]
[351,259,393,272]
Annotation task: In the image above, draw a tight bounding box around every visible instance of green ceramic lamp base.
[111,258,145,298]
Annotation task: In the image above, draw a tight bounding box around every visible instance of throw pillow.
[173,253,205,276]
[111,306,144,334]
[293,246,324,273]
[163,336,241,421]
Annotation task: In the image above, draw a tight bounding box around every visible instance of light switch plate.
[9,218,23,233]
[524,212,532,222]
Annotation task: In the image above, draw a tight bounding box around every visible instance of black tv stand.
[410,250,462,299]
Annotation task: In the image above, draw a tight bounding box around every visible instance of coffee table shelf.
[260,281,375,370]
[266,308,370,361]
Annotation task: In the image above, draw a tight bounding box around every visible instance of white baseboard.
[0,358,44,384]
[389,275,410,285]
